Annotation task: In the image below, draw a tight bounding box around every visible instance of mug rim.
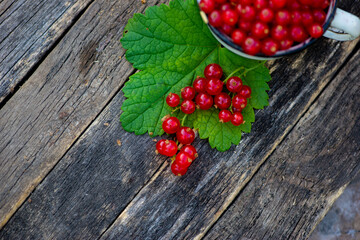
[204,0,338,59]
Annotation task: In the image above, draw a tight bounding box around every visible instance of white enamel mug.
[198,0,360,60]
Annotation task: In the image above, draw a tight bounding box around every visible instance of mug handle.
[323,8,360,41]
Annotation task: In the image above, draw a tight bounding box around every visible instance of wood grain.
[0,0,94,104]
[204,48,360,240]
[0,0,163,230]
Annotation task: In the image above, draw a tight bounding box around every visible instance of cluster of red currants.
[199,0,329,56]
[156,63,252,176]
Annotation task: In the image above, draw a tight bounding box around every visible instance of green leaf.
[120,0,271,151]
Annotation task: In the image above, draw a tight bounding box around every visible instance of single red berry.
[313,9,326,24]
[166,93,180,107]
[199,0,215,14]
[251,21,270,39]
[204,63,223,79]
[195,93,213,110]
[156,139,178,157]
[176,127,195,145]
[239,85,252,98]
[238,20,252,32]
[320,0,329,9]
[259,8,274,23]
[181,100,196,114]
[231,112,244,126]
[162,117,180,134]
[181,86,196,100]
[231,29,246,45]
[275,10,291,25]
[272,0,287,8]
[206,78,223,95]
[193,77,207,93]
[301,10,314,26]
[279,38,294,50]
[214,92,231,109]
[240,5,256,21]
[219,110,233,123]
[254,0,268,9]
[226,76,243,92]
[291,10,302,25]
[171,162,188,176]
[271,25,288,41]
[235,4,243,15]
[290,25,308,42]
[180,145,198,160]
[221,3,232,12]
[242,37,261,55]
[209,10,223,27]
[232,94,248,110]
[222,9,239,26]
[221,24,234,35]
[174,152,193,168]
[261,38,279,56]
[308,23,324,38]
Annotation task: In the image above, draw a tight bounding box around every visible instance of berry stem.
[181,114,188,126]
[171,107,181,113]
[223,60,266,83]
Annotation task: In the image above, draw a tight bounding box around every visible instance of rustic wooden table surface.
[0,0,359,239]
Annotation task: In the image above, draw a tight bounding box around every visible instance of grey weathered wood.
[0,0,163,229]
[204,48,360,240]
[0,0,93,104]
[1,18,359,240]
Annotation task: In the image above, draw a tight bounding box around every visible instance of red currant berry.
[195,93,213,110]
[308,23,324,38]
[321,0,329,9]
[272,0,287,9]
[162,117,180,134]
[206,78,223,95]
[199,0,215,14]
[238,20,252,32]
[204,63,223,79]
[222,9,239,26]
[209,10,223,27]
[231,112,244,126]
[221,3,232,12]
[180,145,198,160]
[232,94,248,110]
[301,10,314,26]
[181,86,196,100]
[254,0,268,9]
[219,110,233,123]
[259,8,274,23]
[291,10,302,25]
[240,5,256,21]
[313,9,326,24]
[193,77,207,93]
[166,93,180,107]
[226,76,243,92]
[261,38,279,56]
[239,85,252,98]
[231,29,246,45]
[251,21,270,39]
[279,38,294,50]
[214,92,231,109]
[181,100,196,114]
[221,24,234,35]
[275,10,291,25]
[242,37,261,55]
[171,162,187,176]
[290,25,308,42]
[176,127,195,145]
[174,152,193,168]
[156,139,178,157]
[271,24,288,41]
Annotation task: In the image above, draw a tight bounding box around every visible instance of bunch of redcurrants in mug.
[199,0,329,56]
[156,63,251,176]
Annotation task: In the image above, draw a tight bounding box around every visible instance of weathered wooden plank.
[2,16,359,240]
[204,48,360,240]
[0,0,93,104]
[0,0,163,230]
